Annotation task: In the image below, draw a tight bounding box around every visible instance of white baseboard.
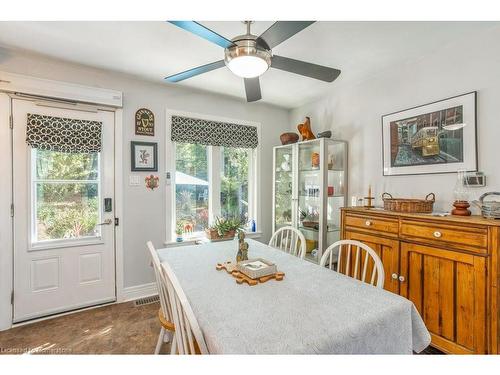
[121,282,158,302]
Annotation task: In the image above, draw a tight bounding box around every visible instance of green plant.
[299,209,320,222]
[175,222,184,236]
[37,197,99,240]
[208,216,245,237]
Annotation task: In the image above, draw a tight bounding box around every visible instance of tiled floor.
[0,301,442,354]
[0,301,170,354]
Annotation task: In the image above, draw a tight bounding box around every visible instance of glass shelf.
[328,168,345,172]
[299,225,340,233]
[299,194,345,198]
[299,168,345,173]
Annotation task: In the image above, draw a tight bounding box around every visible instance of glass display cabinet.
[272,138,347,263]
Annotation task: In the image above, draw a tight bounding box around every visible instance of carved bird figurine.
[297,117,316,141]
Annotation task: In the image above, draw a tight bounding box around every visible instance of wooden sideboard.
[341,207,500,354]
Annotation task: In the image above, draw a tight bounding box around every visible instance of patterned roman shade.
[26,113,102,153]
[171,115,258,149]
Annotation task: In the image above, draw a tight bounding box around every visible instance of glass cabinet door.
[273,146,294,231]
[326,140,347,248]
[297,140,322,262]
[272,139,348,264]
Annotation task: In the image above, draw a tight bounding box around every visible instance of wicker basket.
[472,192,500,219]
[382,192,435,213]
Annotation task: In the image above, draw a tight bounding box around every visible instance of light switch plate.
[129,175,140,186]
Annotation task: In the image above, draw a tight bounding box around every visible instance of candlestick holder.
[364,195,375,208]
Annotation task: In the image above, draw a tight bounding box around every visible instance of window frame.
[165,110,261,243]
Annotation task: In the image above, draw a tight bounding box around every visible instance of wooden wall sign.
[135,108,155,136]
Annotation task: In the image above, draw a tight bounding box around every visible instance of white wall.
[290,26,500,212]
[0,48,290,290]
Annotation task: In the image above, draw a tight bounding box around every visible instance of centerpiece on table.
[205,216,245,242]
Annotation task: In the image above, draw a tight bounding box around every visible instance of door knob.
[365,220,372,226]
[433,231,442,238]
[391,273,398,279]
[97,218,113,226]
[398,275,405,282]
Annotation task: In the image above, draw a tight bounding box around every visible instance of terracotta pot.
[452,200,471,216]
[205,228,236,241]
[280,132,299,145]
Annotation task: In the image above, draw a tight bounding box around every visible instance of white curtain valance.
[171,115,258,149]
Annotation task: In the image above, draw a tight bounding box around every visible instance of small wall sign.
[135,108,155,136]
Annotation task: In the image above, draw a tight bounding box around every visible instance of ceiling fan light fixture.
[224,37,271,78]
[226,55,269,78]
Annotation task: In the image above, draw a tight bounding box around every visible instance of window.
[32,149,101,243]
[168,113,259,241]
[174,143,209,234]
[220,147,250,220]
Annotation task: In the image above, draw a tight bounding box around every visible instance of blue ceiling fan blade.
[168,21,235,49]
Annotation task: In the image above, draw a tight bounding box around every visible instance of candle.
[368,184,372,198]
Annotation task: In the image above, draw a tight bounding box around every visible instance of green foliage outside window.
[35,150,100,241]
[220,147,249,222]
[175,143,209,232]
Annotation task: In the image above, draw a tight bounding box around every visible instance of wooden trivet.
[216,261,285,286]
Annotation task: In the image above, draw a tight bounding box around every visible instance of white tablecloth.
[158,239,430,354]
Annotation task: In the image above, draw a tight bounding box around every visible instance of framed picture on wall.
[131,141,158,171]
[382,91,477,176]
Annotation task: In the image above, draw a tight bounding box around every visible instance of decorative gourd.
[297,117,316,141]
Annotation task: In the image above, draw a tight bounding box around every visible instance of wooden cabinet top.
[341,207,500,227]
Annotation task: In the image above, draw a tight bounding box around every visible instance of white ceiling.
[0,21,495,108]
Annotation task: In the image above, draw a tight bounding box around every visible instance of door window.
[32,149,101,243]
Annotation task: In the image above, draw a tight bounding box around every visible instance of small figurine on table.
[236,231,249,262]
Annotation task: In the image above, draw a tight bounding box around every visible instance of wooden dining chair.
[268,226,306,259]
[319,240,385,288]
[161,261,209,355]
[146,241,175,354]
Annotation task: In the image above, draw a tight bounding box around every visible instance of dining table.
[157,238,431,354]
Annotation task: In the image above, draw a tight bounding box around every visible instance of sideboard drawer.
[400,220,488,253]
[344,214,399,236]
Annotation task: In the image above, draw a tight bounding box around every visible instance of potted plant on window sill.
[205,216,245,242]
[175,222,184,242]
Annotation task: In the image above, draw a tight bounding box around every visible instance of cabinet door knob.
[433,231,442,238]
[391,273,398,280]
[398,275,405,282]
[365,220,372,226]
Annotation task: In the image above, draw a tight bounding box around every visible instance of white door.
[12,98,116,322]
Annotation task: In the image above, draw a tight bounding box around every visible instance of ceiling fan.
[165,21,341,102]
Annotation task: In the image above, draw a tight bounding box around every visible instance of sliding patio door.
[12,97,116,322]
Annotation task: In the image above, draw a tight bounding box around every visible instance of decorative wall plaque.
[135,108,155,136]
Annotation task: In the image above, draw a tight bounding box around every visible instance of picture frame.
[131,141,158,171]
[382,91,477,176]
